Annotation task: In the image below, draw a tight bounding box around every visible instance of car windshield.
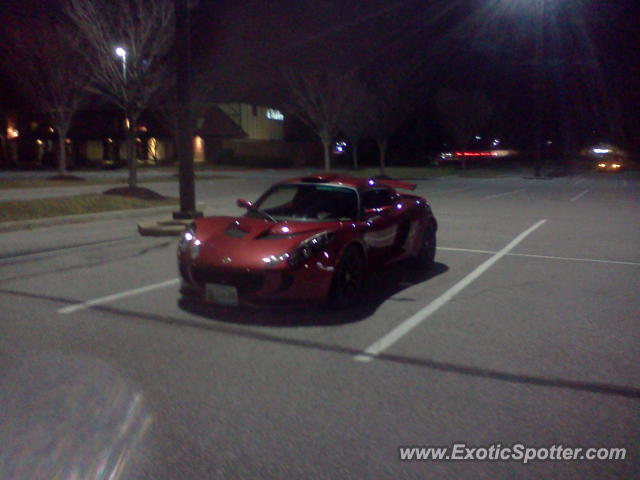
[250,183,358,222]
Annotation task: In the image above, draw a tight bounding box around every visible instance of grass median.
[0,173,231,190]
[0,193,177,223]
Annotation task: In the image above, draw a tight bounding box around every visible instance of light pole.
[533,0,545,177]
[173,0,201,219]
[115,46,136,186]
[115,46,127,82]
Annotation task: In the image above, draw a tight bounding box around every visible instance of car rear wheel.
[415,221,436,269]
[328,246,364,308]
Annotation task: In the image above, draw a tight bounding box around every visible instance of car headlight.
[178,224,196,253]
[289,231,334,267]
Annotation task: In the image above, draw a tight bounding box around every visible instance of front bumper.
[178,255,335,306]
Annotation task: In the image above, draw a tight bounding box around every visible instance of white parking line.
[354,219,547,362]
[437,246,495,254]
[438,247,640,267]
[58,278,180,314]
[484,188,526,199]
[570,189,589,202]
[428,188,471,195]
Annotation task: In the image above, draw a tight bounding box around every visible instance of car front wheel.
[328,245,364,308]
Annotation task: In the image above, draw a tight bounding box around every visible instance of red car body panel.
[177,173,436,306]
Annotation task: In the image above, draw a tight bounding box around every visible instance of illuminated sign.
[266,109,284,121]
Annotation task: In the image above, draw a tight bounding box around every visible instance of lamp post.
[115,46,137,186]
[532,0,545,177]
[173,0,201,219]
[115,46,127,82]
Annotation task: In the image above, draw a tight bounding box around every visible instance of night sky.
[2,0,639,152]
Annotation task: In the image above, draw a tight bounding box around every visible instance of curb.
[138,202,208,236]
[137,219,194,236]
[0,204,183,234]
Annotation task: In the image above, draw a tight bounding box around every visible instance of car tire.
[415,221,436,269]
[328,245,364,309]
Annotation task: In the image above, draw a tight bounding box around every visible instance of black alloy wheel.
[329,246,364,308]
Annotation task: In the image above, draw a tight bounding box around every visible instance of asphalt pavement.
[0,170,638,479]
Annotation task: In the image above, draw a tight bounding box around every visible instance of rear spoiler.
[372,178,417,191]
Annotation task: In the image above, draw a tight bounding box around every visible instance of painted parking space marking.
[438,246,494,254]
[354,219,547,362]
[58,278,180,314]
[438,246,640,267]
[570,189,589,202]
[428,188,472,195]
[484,188,526,199]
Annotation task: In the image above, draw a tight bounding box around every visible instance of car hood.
[191,216,338,269]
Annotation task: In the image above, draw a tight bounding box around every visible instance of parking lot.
[1,170,639,479]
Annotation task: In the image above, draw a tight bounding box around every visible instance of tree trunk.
[377,138,387,176]
[127,112,141,189]
[0,135,7,168]
[460,140,468,169]
[350,136,359,170]
[57,133,67,176]
[321,136,331,171]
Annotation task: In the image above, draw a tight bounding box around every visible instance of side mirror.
[363,208,381,220]
[364,205,393,219]
[237,198,252,209]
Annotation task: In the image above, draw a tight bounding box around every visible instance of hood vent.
[225,223,247,238]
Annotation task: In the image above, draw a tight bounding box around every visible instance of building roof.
[196,105,247,138]
[67,105,247,140]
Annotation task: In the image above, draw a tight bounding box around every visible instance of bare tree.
[338,80,373,170]
[365,71,414,176]
[65,0,174,188]
[153,65,223,162]
[0,104,9,167]
[435,88,495,168]
[283,67,359,171]
[1,16,89,176]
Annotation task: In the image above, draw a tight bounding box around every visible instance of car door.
[360,188,401,264]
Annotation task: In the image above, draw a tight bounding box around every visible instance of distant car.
[596,158,623,172]
[432,150,514,166]
[177,173,437,308]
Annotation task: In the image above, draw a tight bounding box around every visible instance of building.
[4,103,321,169]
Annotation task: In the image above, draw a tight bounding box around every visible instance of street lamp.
[115,46,127,82]
[115,46,131,175]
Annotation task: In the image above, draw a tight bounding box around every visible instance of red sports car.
[177,173,437,307]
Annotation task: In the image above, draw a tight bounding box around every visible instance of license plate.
[205,283,238,306]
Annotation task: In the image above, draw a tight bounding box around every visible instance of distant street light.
[115,46,130,171]
[533,0,545,177]
[115,46,127,81]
